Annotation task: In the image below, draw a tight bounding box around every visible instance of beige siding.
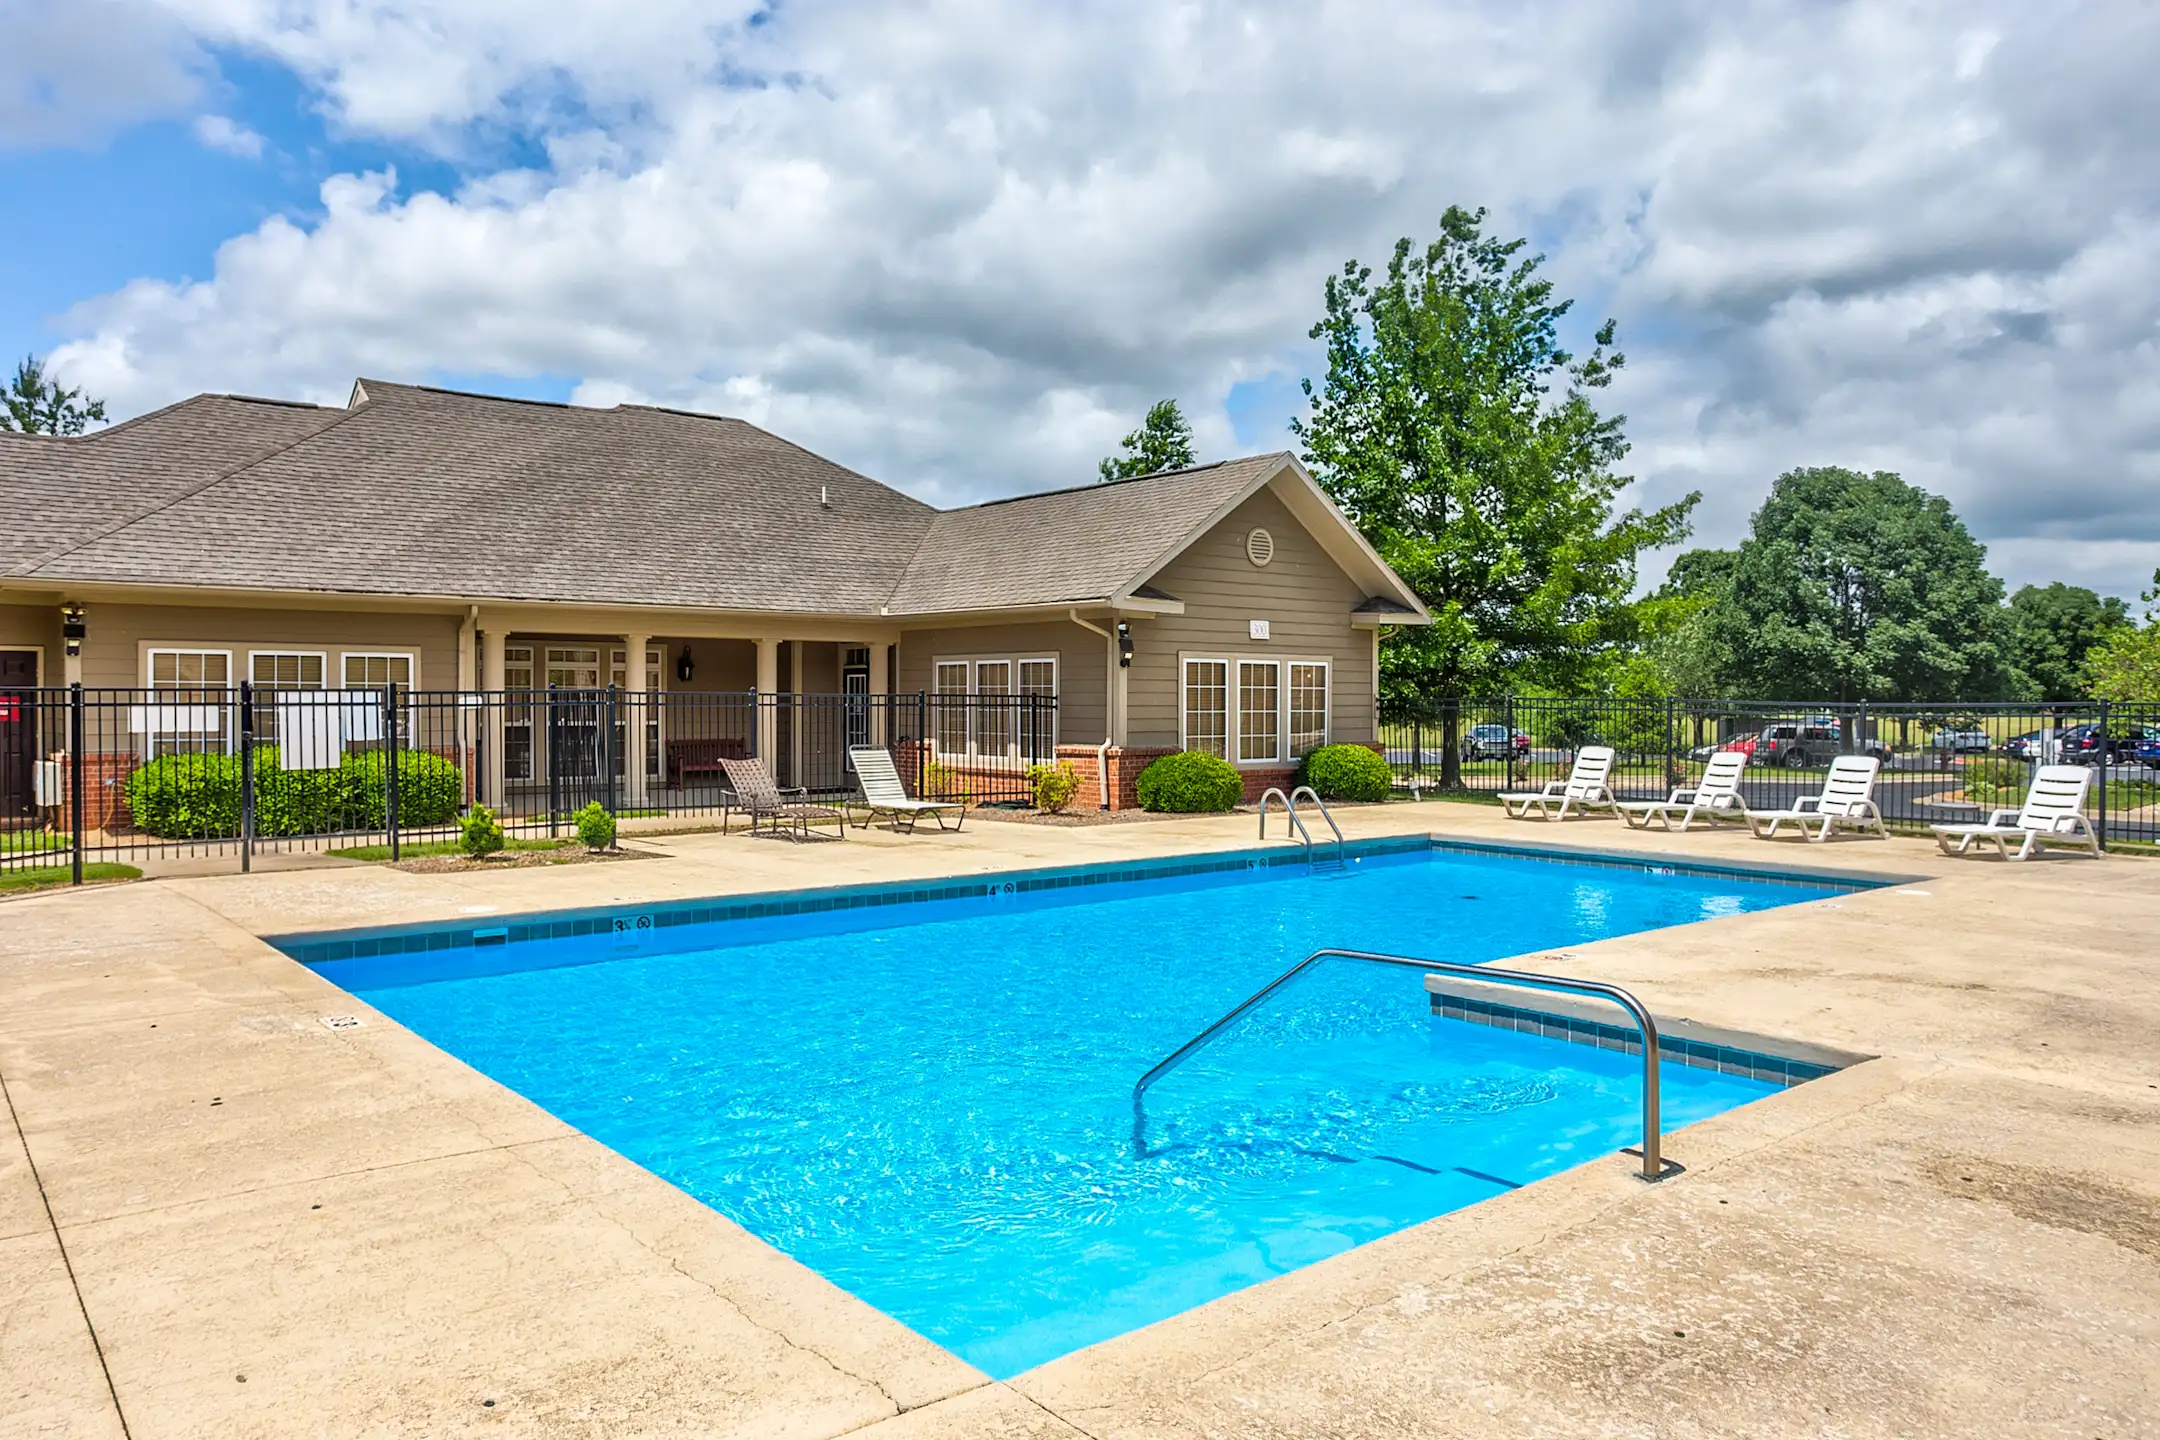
[0,605,60,683]
[667,637,756,692]
[74,603,463,689]
[895,619,1109,742]
[1128,486,1375,750]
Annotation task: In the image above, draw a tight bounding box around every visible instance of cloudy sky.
[3,0,2155,597]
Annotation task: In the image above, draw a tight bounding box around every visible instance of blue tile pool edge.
[267,831,1885,968]
[1427,991,1842,1088]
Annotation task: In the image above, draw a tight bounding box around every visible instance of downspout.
[1069,609,1116,810]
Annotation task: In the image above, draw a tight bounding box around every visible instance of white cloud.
[40,0,2160,595]
[192,113,265,157]
[0,0,206,148]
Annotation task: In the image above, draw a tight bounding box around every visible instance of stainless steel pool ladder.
[1259,785,1344,871]
[1130,948,1677,1183]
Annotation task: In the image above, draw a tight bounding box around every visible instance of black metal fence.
[1383,697,2160,849]
[0,685,1059,879]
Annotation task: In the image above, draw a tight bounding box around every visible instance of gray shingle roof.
[0,383,1381,620]
[0,394,343,577]
[7,380,938,614]
[880,455,1293,614]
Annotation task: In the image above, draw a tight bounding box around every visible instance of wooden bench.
[666,736,746,787]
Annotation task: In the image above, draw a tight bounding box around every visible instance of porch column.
[480,629,507,807]
[868,640,889,747]
[788,640,805,788]
[754,637,779,765]
[621,632,649,806]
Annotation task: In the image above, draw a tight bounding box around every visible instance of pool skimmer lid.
[319,1014,365,1030]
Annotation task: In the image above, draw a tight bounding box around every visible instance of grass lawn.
[0,829,69,858]
[327,837,571,861]
[0,863,141,895]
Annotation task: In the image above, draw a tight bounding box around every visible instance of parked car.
[2138,728,2160,772]
[1460,723,1532,761]
[1930,728,1991,753]
[2055,723,2140,766]
[2001,730,2048,761]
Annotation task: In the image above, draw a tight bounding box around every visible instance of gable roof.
[1,379,1425,623]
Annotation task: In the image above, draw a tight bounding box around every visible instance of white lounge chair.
[1930,765,2099,860]
[847,746,967,833]
[1498,746,1618,820]
[1619,749,1750,831]
[1747,755,1887,843]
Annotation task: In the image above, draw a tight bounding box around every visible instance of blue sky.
[4,2,2157,597]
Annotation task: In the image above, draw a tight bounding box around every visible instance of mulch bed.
[390,847,656,874]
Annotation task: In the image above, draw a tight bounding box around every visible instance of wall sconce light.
[675,645,695,684]
[61,604,86,658]
[1116,621,1133,669]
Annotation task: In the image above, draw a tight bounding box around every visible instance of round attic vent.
[1246,527,1276,567]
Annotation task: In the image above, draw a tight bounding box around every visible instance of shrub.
[1135,750,1243,813]
[1026,760,1082,813]
[1295,743,1391,803]
[460,805,506,858]
[123,747,466,839]
[920,757,974,803]
[573,801,618,851]
[1960,756,2029,803]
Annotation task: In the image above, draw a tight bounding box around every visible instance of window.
[1182,659,1228,758]
[145,649,232,756]
[1237,661,1280,762]
[504,646,535,782]
[610,647,664,778]
[343,652,414,689]
[928,654,1058,761]
[249,651,326,744]
[1183,655,1331,765]
[1288,662,1329,755]
[934,661,970,756]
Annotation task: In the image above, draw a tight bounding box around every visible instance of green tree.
[1640,548,1738,699]
[1710,467,2011,703]
[2003,582,2130,699]
[2,355,107,435]
[2083,568,2160,704]
[1098,399,1196,481]
[1292,205,1696,781]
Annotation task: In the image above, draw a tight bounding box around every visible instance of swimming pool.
[288,838,1858,1377]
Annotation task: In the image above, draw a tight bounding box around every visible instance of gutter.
[1068,609,1116,810]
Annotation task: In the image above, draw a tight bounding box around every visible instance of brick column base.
[1054,744,1178,811]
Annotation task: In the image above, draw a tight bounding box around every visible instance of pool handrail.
[1130,947,1675,1182]
[1259,785,1344,869]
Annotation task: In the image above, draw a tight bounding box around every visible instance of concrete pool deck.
[2,804,2155,1438]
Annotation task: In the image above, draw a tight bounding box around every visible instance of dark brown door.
[0,651,36,819]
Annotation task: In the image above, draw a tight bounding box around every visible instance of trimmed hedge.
[124,748,465,839]
[1135,750,1243,813]
[1295,743,1391,803]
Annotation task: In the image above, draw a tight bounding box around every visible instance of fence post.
[1856,699,1869,762]
[606,684,621,817]
[2096,699,2109,853]
[916,689,929,795]
[547,686,561,837]
[68,683,84,887]
[1664,697,1676,788]
[385,681,402,862]
[239,680,255,874]
[1503,697,1516,791]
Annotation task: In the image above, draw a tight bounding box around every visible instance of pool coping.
[265,831,1903,967]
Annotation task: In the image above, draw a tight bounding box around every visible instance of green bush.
[460,805,506,858]
[1295,743,1391,802]
[1026,760,1082,814]
[573,801,618,851]
[123,747,466,839]
[1960,756,2029,803]
[1135,750,1243,813]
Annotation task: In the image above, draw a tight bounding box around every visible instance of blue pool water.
[305,844,1847,1377]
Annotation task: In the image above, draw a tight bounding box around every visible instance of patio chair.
[1746,755,1887,843]
[1498,746,1618,820]
[1618,749,1751,831]
[1930,765,2099,860]
[846,747,966,833]
[717,756,846,843]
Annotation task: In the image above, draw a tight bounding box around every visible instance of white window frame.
[929,652,1058,764]
[247,650,328,691]
[1180,657,1230,759]
[1181,653,1333,767]
[1236,659,1281,763]
[143,647,235,756]
[1287,659,1331,756]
